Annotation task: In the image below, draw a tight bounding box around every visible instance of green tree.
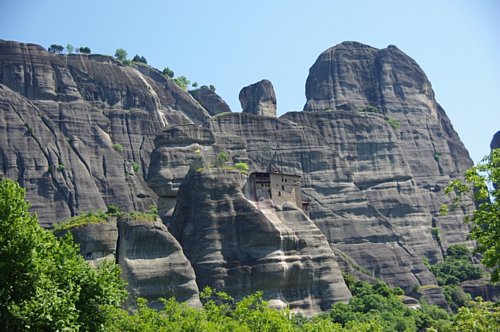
[174,76,190,91]
[79,46,91,54]
[442,149,500,281]
[162,67,174,78]
[48,44,64,54]
[132,55,147,64]
[0,178,127,330]
[114,48,128,61]
[66,43,74,54]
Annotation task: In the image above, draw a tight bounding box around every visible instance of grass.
[386,117,400,131]
[112,143,124,153]
[53,206,159,231]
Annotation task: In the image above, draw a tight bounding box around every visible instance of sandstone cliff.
[0,39,210,227]
[60,217,201,308]
[0,39,477,312]
[169,168,351,315]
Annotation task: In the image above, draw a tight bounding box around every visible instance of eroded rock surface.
[0,40,211,227]
[239,79,276,117]
[62,218,201,307]
[190,86,232,116]
[169,169,351,315]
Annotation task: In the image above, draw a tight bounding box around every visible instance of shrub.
[57,164,65,172]
[131,161,140,173]
[48,44,64,54]
[132,55,147,64]
[215,151,230,167]
[234,162,249,174]
[174,76,190,91]
[114,48,127,61]
[79,46,91,54]
[112,143,124,153]
[162,67,174,78]
[209,84,216,91]
[66,44,74,54]
[386,118,400,130]
[358,106,379,113]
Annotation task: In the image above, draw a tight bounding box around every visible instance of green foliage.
[327,278,451,332]
[215,151,230,167]
[450,298,500,331]
[57,163,65,172]
[113,143,124,153]
[131,161,140,173]
[358,106,379,113]
[79,46,91,54]
[162,67,174,78]
[434,152,441,162]
[174,76,190,91]
[48,44,64,54]
[442,149,500,281]
[106,204,121,216]
[53,210,109,231]
[115,48,128,61]
[132,54,148,64]
[234,162,250,174]
[66,43,74,54]
[209,84,216,91]
[0,178,127,331]
[428,244,481,311]
[192,82,199,88]
[386,117,400,131]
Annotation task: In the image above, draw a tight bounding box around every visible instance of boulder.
[239,79,276,117]
[190,86,232,116]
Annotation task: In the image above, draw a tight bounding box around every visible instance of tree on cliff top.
[442,149,500,281]
[0,178,126,331]
[114,48,128,61]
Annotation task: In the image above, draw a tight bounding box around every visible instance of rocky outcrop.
[190,86,232,116]
[239,79,276,117]
[148,42,474,309]
[61,218,201,307]
[461,279,500,302]
[0,40,211,227]
[169,168,351,315]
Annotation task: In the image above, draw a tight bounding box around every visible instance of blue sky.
[1,0,499,163]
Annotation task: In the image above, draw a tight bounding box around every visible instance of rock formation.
[60,217,201,308]
[0,39,210,227]
[190,86,232,116]
[0,39,478,312]
[169,168,351,315]
[239,79,276,117]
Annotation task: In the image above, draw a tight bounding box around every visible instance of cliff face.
[148,42,473,306]
[60,218,201,307]
[0,40,475,313]
[170,169,350,315]
[0,40,210,227]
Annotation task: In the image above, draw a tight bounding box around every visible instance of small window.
[282,185,285,190]
[278,191,281,196]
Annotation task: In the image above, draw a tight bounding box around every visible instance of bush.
[174,76,190,91]
[386,118,400,130]
[79,46,91,54]
[132,55,147,64]
[234,162,249,174]
[131,161,140,173]
[358,106,379,113]
[112,143,124,153]
[48,44,64,54]
[162,67,174,78]
[114,48,127,61]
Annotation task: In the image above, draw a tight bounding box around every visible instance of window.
[282,185,285,190]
